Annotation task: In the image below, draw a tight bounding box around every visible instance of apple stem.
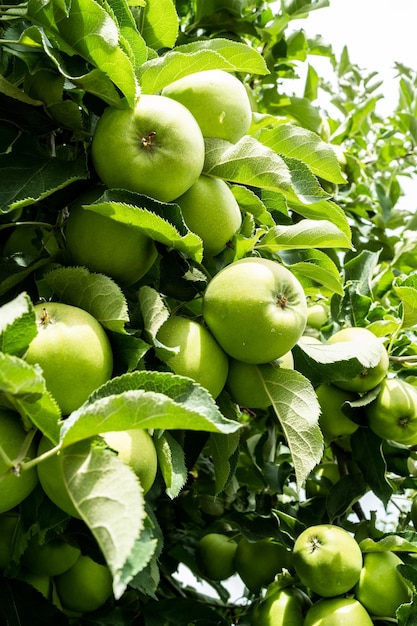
[141,131,157,147]
[23,441,62,472]
[0,427,37,477]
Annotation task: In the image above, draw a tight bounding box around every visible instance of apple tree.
[1,0,417,624]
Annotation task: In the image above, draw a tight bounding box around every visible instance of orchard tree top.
[2,1,417,625]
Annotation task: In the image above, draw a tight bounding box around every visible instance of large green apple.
[91,94,205,202]
[203,257,307,364]
[305,461,340,499]
[315,383,359,443]
[55,554,113,613]
[365,377,417,444]
[292,524,363,597]
[234,537,294,594]
[101,428,158,494]
[197,533,237,581]
[354,551,412,617]
[65,186,158,286]
[327,327,389,393]
[0,409,39,514]
[304,597,373,626]
[0,513,18,569]
[22,535,81,577]
[25,302,113,415]
[174,175,242,258]
[226,351,294,409]
[251,585,311,626]
[156,315,229,399]
[162,69,252,143]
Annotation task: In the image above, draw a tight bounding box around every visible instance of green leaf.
[59,371,242,446]
[103,0,147,68]
[0,353,61,444]
[359,535,417,554]
[209,430,241,494]
[258,124,346,184]
[137,286,174,360]
[231,185,275,227]
[43,266,129,334]
[27,0,139,106]
[155,431,187,499]
[289,198,351,239]
[257,366,323,490]
[393,282,417,330]
[59,440,146,598]
[258,219,351,251]
[281,249,344,297]
[350,428,393,508]
[0,292,37,356]
[326,473,367,521]
[141,0,179,50]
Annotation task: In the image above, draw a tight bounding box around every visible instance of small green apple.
[91,94,205,202]
[306,303,329,330]
[22,535,81,577]
[162,69,252,143]
[292,524,363,597]
[197,533,237,581]
[18,570,51,598]
[203,257,307,364]
[65,186,158,285]
[4,224,59,258]
[327,327,389,393]
[304,597,373,626]
[156,315,229,399]
[251,585,311,626]
[365,377,417,444]
[101,428,158,494]
[55,554,113,613]
[234,537,294,594]
[305,462,340,499]
[315,383,359,443]
[354,551,413,617]
[175,175,242,257]
[226,351,294,409]
[0,409,39,514]
[25,302,113,415]
[0,513,18,569]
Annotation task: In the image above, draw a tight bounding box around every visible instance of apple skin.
[197,533,237,581]
[0,409,39,514]
[354,551,413,617]
[65,186,158,286]
[327,327,389,393]
[101,428,158,494]
[251,585,311,626]
[203,257,307,364]
[25,302,113,415]
[91,94,205,202]
[234,537,294,594]
[306,303,328,330]
[305,462,340,499]
[162,69,252,143]
[156,315,229,399]
[174,175,242,257]
[55,554,113,613]
[315,383,359,443]
[226,351,294,409]
[292,524,363,597]
[365,377,417,444]
[304,597,373,626]
[22,536,81,577]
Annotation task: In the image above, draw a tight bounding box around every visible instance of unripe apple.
[175,175,242,257]
[305,462,340,498]
[162,69,252,143]
[234,537,293,594]
[365,377,417,444]
[203,257,307,364]
[55,554,113,613]
[22,535,81,577]
[25,302,113,415]
[197,533,237,581]
[251,585,311,626]
[306,302,328,329]
[304,597,373,626]
[315,383,359,442]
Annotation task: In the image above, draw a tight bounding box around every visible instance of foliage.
[2,0,417,624]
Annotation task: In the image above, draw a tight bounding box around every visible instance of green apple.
[65,186,158,285]
[25,302,113,415]
[18,571,51,598]
[354,551,413,617]
[0,409,39,514]
[315,383,359,442]
[306,303,329,330]
[36,435,81,519]
[91,94,205,202]
[305,462,340,499]
[175,175,242,257]
[0,513,18,569]
[304,597,373,626]
[55,554,113,613]
[22,535,81,577]
[251,585,311,626]
[234,537,294,594]
[162,69,252,143]
[197,533,237,581]
[203,257,307,364]
[365,377,417,444]
[101,428,157,494]
[327,327,389,393]
[292,524,363,597]
[226,351,294,409]
[4,224,59,257]
[156,315,229,399]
